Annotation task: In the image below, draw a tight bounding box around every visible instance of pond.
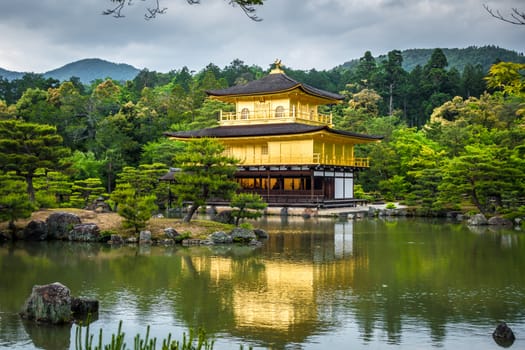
[1,217,524,349]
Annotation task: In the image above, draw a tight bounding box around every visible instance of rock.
[164,227,180,239]
[139,230,152,244]
[71,297,99,317]
[230,227,256,243]
[20,282,72,324]
[182,239,202,246]
[68,223,100,242]
[467,213,488,226]
[159,239,175,245]
[46,212,82,240]
[253,228,268,239]
[249,239,263,246]
[22,220,48,241]
[109,234,124,244]
[0,231,8,242]
[487,216,513,227]
[209,231,233,244]
[492,322,515,347]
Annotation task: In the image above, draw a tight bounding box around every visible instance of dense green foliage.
[0,173,35,235]
[172,138,238,223]
[339,46,525,74]
[0,53,523,222]
[230,193,268,226]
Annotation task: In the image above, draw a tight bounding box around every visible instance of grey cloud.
[0,0,523,73]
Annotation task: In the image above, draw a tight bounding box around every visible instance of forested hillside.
[0,58,140,84]
[0,49,524,222]
[43,58,140,84]
[339,46,525,73]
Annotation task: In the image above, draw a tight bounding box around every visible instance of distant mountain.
[339,46,525,72]
[43,58,140,84]
[0,67,24,81]
[0,58,140,84]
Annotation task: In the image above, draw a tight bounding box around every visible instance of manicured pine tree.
[0,120,70,202]
[172,138,238,223]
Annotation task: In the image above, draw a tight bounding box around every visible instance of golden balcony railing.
[219,109,332,126]
[232,153,370,168]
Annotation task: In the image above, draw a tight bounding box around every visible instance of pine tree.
[172,138,238,223]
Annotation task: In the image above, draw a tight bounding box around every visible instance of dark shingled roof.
[164,123,383,141]
[206,73,344,101]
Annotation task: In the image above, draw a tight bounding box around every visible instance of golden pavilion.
[165,60,382,208]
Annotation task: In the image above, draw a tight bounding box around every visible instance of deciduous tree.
[104,0,265,21]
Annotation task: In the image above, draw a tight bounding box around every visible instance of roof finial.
[270,59,284,74]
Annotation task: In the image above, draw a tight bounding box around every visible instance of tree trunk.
[183,203,200,223]
[8,220,17,241]
[26,174,35,202]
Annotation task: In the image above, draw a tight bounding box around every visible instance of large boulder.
[20,282,72,324]
[139,230,152,244]
[467,213,488,226]
[209,231,233,244]
[46,212,82,240]
[487,216,513,227]
[230,227,256,243]
[22,220,48,241]
[68,223,100,242]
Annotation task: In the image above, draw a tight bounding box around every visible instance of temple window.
[275,105,285,118]
[241,108,250,120]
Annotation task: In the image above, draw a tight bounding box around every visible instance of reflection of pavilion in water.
[181,220,368,344]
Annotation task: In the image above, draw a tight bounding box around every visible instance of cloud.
[0,0,523,73]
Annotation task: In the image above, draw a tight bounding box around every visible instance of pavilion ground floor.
[229,165,366,208]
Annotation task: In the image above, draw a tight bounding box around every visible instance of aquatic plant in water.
[74,320,251,350]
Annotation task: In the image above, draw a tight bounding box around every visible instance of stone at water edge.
[139,230,152,243]
[68,223,100,242]
[71,297,99,317]
[253,228,268,239]
[467,213,488,226]
[230,227,256,243]
[20,282,72,324]
[46,212,82,240]
[209,231,233,244]
[20,283,100,324]
[21,220,48,241]
[492,322,515,348]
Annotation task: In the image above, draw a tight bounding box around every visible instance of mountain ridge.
[0,58,140,84]
[1,46,524,84]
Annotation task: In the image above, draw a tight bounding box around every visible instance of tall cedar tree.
[172,138,238,223]
[0,120,70,202]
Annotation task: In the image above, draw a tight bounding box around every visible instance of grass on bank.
[0,208,234,241]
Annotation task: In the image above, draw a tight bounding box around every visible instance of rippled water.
[1,217,524,349]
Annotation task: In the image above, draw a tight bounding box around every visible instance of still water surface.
[1,217,524,349]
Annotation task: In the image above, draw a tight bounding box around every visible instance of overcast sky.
[0,0,523,73]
